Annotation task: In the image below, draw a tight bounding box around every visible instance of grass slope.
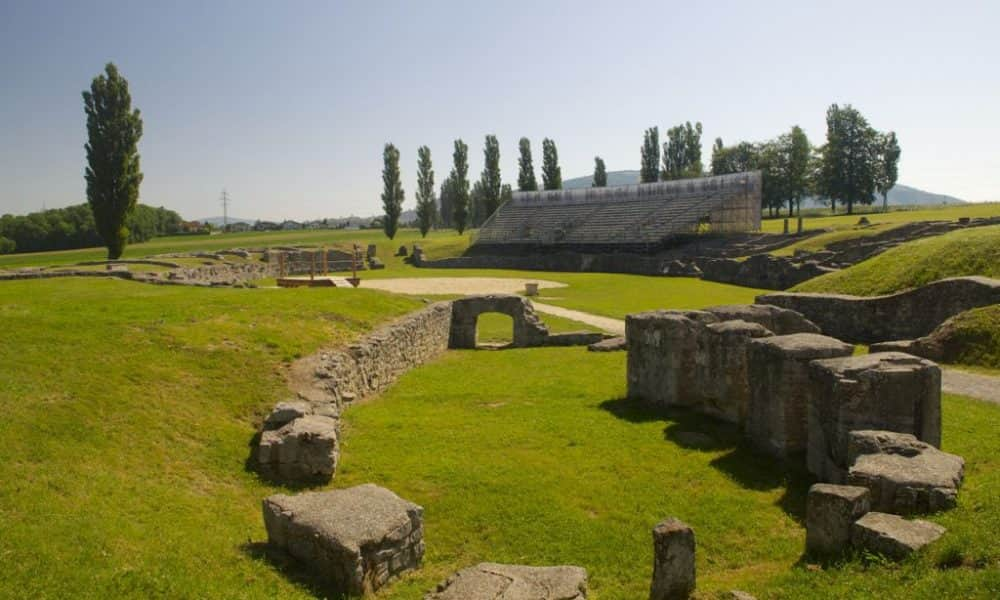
[0,278,420,598]
[932,305,1000,369]
[338,348,1000,599]
[792,225,1000,296]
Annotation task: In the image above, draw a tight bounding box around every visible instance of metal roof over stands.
[474,171,762,246]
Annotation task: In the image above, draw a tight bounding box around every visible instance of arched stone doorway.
[449,295,549,349]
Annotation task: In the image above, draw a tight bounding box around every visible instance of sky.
[2,0,999,221]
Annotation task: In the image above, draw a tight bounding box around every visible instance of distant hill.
[562,170,965,206]
[198,216,257,226]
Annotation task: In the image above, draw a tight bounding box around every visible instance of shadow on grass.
[241,542,349,599]
[600,395,814,521]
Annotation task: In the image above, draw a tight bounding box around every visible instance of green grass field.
[793,225,1000,296]
[1,277,996,598]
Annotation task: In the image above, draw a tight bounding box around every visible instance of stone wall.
[625,305,819,424]
[699,254,837,290]
[757,276,1000,344]
[290,302,454,408]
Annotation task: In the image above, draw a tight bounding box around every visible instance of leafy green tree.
[0,236,15,254]
[450,139,470,233]
[517,137,538,191]
[592,156,607,187]
[876,131,901,212]
[661,121,703,180]
[82,62,144,259]
[469,180,486,227]
[640,127,660,183]
[541,138,562,190]
[380,143,404,239]
[786,126,812,216]
[500,183,513,207]
[816,104,879,214]
[415,145,435,237]
[438,175,454,228]
[710,138,758,175]
[480,135,502,218]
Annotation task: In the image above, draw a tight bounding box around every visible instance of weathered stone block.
[705,304,820,335]
[805,484,871,555]
[588,336,626,352]
[263,484,424,595]
[256,415,339,483]
[426,563,588,599]
[700,320,773,424]
[745,334,853,458]
[626,311,714,409]
[847,430,964,514]
[850,512,945,560]
[806,352,942,483]
[263,400,314,430]
[650,518,695,600]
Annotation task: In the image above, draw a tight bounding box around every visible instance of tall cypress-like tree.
[640,126,660,183]
[592,156,607,187]
[380,143,404,239]
[415,145,435,237]
[541,138,562,190]
[438,175,454,228]
[450,139,470,234]
[480,135,502,218]
[786,126,811,216]
[82,62,144,259]
[517,137,538,191]
[877,131,901,212]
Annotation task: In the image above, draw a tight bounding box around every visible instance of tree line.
[381,105,900,239]
[0,203,183,255]
[711,104,900,216]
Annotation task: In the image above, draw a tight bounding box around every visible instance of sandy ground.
[942,369,1000,405]
[358,277,567,295]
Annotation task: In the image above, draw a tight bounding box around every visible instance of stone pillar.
[806,484,870,555]
[783,218,789,234]
[650,518,695,600]
[745,334,853,459]
[807,352,942,482]
[625,311,715,409]
[700,320,773,424]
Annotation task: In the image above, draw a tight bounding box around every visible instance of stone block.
[806,352,942,483]
[650,518,695,600]
[588,336,626,352]
[263,400,314,430]
[426,563,588,599]
[256,415,339,483]
[700,320,773,424]
[847,430,964,514]
[626,311,714,409]
[805,484,871,555]
[850,512,945,560]
[705,304,820,335]
[745,334,853,458]
[263,484,424,595]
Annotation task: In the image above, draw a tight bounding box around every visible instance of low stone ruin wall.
[0,261,275,286]
[698,254,837,290]
[415,251,673,276]
[292,302,454,408]
[757,276,1000,343]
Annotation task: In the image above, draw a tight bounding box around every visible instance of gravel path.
[941,369,1000,405]
[532,302,626,336]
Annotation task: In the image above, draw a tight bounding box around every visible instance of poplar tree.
[415,145,435,237]
[786,126,812,216]
[438,175,454,228]
[662,121,703,180]
[877,131,901,212]
[541,138,562,190]
[593,156,607,187]
[480,135,502,217]
[450,139,470,233]
[640,127,660,183]
[380,143,404,239]
[517,137,538,191]
[82,62,144,259]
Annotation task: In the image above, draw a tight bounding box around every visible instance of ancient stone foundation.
[745,334,854,459]
[850,512,945,560]
[449,295,550,348]
[757,276,1000,343]
[426,563,589,600]
[806,484,871,556]
[263,484,424,595]
[806,353,942,483]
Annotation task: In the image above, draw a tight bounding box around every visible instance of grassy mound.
[792,224,1000,296]
[933,305,1000,369]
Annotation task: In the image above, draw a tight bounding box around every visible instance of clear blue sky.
[2,0,998,221]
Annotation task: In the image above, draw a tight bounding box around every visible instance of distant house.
[225,222,250,233]
[281,220,303,230]
[254,221,280,232]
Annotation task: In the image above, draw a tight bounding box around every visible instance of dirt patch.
[359,277,567,296]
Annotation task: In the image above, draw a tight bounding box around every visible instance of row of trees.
[0,203,182,254]
[712,105,900,215]
[381,136,569,239]
[640,122,705,182]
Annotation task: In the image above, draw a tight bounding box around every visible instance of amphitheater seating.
[475,172,761,246]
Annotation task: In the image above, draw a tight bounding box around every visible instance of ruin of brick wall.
[757,276,1000,343]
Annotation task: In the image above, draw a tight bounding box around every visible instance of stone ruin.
[650,518,696,600]
[449,294,550,348]
[627,303,965,562]
[426,563,589,600]
[263,484,424,595]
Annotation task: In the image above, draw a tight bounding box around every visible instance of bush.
[0,236,14,254]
